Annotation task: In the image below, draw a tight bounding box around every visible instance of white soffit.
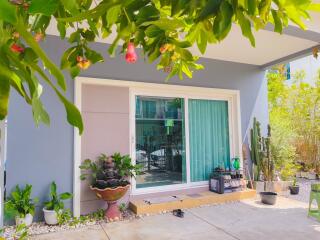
[192,25,318,65]
[46,19,319,66]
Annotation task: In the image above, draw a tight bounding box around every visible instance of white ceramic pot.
[43,208,60,225]
[15,213,33,226]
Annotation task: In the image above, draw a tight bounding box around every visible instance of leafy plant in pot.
[250,119,277,205]
[4,184,38,226]
[80,153,141,221]
[43,182,72,225]
[289,178,299,195]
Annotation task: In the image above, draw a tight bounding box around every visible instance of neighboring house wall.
[6,35,267,220]
[289,55,319,84]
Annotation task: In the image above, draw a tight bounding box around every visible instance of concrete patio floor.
[32,196,320,240]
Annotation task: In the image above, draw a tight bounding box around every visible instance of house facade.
[2,21,320,220]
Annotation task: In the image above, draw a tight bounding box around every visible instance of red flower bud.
[125,42,137,64]
[10,43,24,53]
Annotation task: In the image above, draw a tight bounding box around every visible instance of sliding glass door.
[189,99,230,182]
[135,96,186,188]
[134,95,231,189]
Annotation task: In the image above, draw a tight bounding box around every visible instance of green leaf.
[30,14,51,33]
[145,25,164,38]
[0,76,10,120]
[24,48,39,63]
[271,9,283,33]
[182,62,192,78]
[60,46,77,69]
[0,0,17,24]
[136,5,160,25]
[80,29,95,42]
[197,0,221,21]
[28,0,59,16]
[17,21,67,91]
[213,1,233,41]
[32,92,50,126]
[59,192,72,200]
[247,0,257,16]
[237,11,255,46]
[106,5,121,26]
[60,0,79,15]
[29,63,84,134]
[57,21,67,39]
[85,49,104,64]
[179,49,193,61]
[308,3,320,11]
[70,66,80,79]
[108,34,121,57]
[197,31,207,54]
[50,182,57,197]
[141,18,185,31]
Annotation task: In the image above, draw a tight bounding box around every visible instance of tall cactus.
[250,117,263,181]
[250,118,275,187]
[260,125,274,183]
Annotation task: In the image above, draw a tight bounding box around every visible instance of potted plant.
[4,184,38,226]
[289,178,299,195]
[43,181,72,225]
[80,152,141,221]
[250,120,277,205]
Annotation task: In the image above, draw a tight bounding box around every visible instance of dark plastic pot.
[260,192,277,205]
[289,185,299,195]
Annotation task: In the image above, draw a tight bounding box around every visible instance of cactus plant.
[250,118,275,188]
[250,117,263,181]
[260,125,275,189]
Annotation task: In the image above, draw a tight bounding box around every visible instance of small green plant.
[13,224,28,240]
[44,182,72,212]
[5,184,38,219]
[57,209,105,226]
[57,209,72,226]
[292,178,298,187]
[118,203,126,213]
[112,153,142,178]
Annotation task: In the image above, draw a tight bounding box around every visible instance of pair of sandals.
[172,209,185,218]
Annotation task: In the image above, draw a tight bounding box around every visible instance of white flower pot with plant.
[43,181,72,225]
[5,184,38,226]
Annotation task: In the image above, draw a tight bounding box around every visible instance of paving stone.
[31,225,108,240]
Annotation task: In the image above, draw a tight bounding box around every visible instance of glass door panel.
[135,96,186,188]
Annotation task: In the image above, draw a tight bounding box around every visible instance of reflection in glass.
[135,96,186,188]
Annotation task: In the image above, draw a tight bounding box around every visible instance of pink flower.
[125,42,137,63]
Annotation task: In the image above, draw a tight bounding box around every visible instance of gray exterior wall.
[5,35,267,221]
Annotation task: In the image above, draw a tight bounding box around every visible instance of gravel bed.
[3,209,136,240]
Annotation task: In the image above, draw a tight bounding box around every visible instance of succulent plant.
[80,153,141,189]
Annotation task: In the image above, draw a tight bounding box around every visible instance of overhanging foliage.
[0,0,319,134]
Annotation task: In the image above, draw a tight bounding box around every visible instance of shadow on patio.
[31,196,320,240]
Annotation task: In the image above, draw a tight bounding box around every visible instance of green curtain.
[189,99,230,182]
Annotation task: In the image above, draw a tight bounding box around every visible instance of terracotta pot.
[90,185,130,221]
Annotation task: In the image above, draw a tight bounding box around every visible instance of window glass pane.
[135,96,186,188]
